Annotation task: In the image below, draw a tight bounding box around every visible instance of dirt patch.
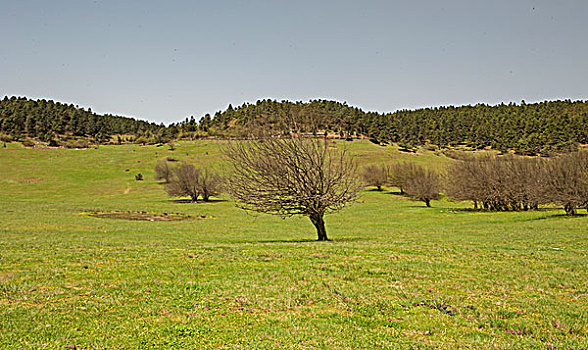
[82,210,206,221]
[19,177,43,184]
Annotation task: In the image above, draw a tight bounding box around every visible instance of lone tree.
[226,137,361,241]
[360,164,389,191]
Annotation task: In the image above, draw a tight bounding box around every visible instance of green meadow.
[0,140,586,349]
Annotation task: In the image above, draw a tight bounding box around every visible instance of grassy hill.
[0,140,586,348]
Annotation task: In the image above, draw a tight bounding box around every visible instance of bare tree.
[197,169,224,202]
[389,161,419,194]
[165,162,200,202]
[361,164,389,191]
[154,159,173,183]
[402,164,441,207]
[226,137,361,241]
[544,150,588,215]
[446,155,548,211]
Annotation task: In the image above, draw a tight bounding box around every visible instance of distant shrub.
[397,143,416,153]
[0,133,12,143]
[61,139,90,149]
[21,139,35,147]
[443,150,473,161]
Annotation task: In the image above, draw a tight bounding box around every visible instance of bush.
[0,133,13,143]
[61,139,90,149]
[21,139,35,147]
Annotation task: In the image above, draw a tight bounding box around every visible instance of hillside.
[182,99,588,155]
[0,96,170,145]
[2,96,588,155]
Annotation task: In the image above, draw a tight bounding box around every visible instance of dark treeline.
[3,96,587,154]
[0,96,168,144]
[184,99,588,155]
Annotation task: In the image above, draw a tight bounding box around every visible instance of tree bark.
[310,213,328,241]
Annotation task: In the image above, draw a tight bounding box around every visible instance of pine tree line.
[187,99,588,155]
[0,96,167,144]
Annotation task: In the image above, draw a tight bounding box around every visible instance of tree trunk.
[310,213,328,241]
[424,199,431,207]
[377,185,382,191]
[564,203,576,216]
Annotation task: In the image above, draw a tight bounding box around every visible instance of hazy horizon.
[2,0,587,124]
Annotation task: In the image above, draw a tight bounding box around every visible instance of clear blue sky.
[1,0,587,124]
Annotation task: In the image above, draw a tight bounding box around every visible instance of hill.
[182,99,588,155]
[0,96,170,146]
[2,96,587,155]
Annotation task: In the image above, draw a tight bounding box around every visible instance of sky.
[1,0,587,124]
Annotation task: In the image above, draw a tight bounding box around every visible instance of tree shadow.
[249,238,319,244]
[366,188,386,192]
[248,236,365,244]
[548,213,587,218]
[448,207,575,214]
[387,190,406,196]
[169,199,228,204]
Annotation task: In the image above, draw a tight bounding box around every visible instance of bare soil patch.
[83,210,205,221]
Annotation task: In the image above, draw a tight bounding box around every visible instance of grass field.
[0,140,586,349]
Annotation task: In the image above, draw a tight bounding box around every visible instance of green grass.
[0,140,586,349]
